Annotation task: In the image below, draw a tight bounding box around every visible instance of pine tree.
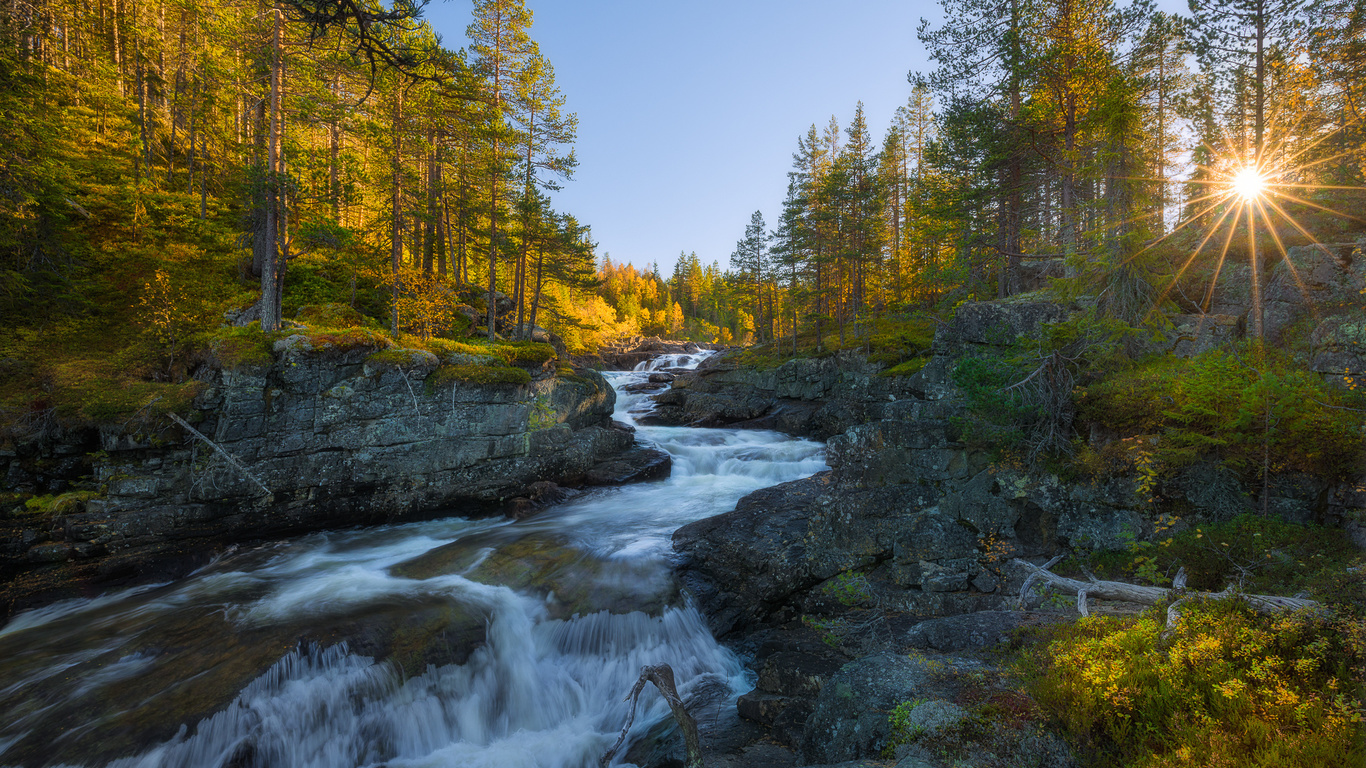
[468,0,534,338]
[729,210,771,341]
[1188,0,1307,160]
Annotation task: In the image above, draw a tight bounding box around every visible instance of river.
[0,353,826,768]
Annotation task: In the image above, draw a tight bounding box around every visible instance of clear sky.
[421,0,1184,275]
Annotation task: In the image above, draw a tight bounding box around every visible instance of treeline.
[595,252,763,345]
[724,0,1365,351]
[0,0,602,345]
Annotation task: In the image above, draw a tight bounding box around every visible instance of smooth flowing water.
[0,354,826,768]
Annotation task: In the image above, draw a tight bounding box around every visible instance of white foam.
[0,349,822,768]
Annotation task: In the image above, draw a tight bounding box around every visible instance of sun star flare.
[1231,166,1268,202]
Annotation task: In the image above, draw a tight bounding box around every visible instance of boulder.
[1202,242,1366,345]
[905,611,1068,652]
[581,446,672,486]
[1167,313,1242,357]
[801,653,935,764]
[1310,314,1366,382]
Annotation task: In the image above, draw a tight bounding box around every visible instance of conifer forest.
[1,0,1365,767]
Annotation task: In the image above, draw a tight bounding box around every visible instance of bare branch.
[167,413,272,498]
[601,664,703,768]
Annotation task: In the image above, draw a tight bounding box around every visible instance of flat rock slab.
[582,446,672,485]
[905,611,1070,652]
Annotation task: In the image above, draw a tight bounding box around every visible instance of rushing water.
[0,354,826,768]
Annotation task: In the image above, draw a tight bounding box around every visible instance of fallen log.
[600,663,702,768]
[1011,557,1322,627]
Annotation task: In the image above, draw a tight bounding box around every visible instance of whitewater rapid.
[0,352,826,768]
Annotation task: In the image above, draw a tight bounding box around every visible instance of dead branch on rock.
[167,412,272,498]
[1011,557,1322,628]
[600,663,703,768]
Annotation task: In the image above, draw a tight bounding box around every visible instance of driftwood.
[167,412,272,497]
[600,664,703,768]
[1011,557,1322,628]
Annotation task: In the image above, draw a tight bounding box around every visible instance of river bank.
[0,333,674,618]
[0,352,832,768]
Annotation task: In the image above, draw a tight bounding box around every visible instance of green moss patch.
[496,341,557,368]
[295,303,370,329]
[426,364,531,389]
[880,356,930,377]
[365,348,437,370]
[305,327,391,352]
[203,325,274,370]
[19,490,101,518]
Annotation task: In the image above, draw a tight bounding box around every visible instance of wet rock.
[771,700,815,750]
[649,372,676,383]
[26,543,72,563]
[391,532,680,618]
[582,446,671,486]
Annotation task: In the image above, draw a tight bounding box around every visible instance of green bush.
[1026,600,1366,768]
[1078,348,1365,478]
[1081,514,1362,597]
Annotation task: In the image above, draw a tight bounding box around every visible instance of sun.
[1231,166,1268,201]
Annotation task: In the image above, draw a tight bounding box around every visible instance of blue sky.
[422,0,1184,274]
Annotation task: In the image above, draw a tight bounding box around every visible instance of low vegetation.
[1025,600,1366,768]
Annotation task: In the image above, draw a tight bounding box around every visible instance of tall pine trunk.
[259,6,284,332]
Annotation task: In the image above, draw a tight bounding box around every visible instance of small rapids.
[0,352,826,768]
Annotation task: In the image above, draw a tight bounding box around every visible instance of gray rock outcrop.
[0,339,643,615]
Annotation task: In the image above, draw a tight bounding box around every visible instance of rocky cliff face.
[0,339,639,614]
[672,297,1366,640]
[644,351,926,439]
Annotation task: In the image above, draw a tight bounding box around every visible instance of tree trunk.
[1012,558,1320,620]
[330,72,342,222]
[259,6,284,333]
[390,87,404,336]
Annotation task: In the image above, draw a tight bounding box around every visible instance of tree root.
[600,663,703,768]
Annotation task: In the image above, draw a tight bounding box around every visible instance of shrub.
[1081,514,1362,597]
[1078,348,1366,479]
[1026,601,1366,768]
